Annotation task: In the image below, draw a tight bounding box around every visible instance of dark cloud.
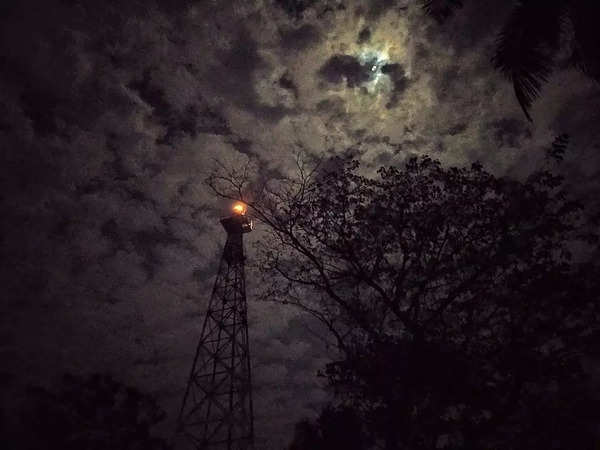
[381,63,410,108]
[357,26,371,44]
[208,29,292,122]
[369,0,399,18]
[275,0,318,19]
[100,218,122,247]
[197,107,231,135]
[318,54,371,87]
[316,97,341,113]
[127,70,171,116]
[373,151,394,166]
[20,89,61,137]
[317,57,409,106]
[360,133,391,145]
[488,117,532,148]
[430,64,461,101]
[131,227,180,281]
[105,135,136,182]
[446,122,468,136]
[280,24,321,50]
[354,0,405,20]
[227,136,254,156]
[423,0,509,54]
[421,0,464,24]
[127,68,231,144]
[279,72,299,99]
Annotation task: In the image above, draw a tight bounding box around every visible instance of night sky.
[2,0,600,448]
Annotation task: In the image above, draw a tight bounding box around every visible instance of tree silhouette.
[207,150,600,449]
[5,373,169,450]
[288,404,369,450]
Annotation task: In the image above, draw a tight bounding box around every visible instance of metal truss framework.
[178,214,254,450]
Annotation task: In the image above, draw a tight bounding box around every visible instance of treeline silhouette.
[3,373,170,450]
[207,139,600,449]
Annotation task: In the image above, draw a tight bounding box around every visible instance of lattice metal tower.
[177,204,254,450]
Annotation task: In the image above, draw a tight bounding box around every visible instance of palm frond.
[492,0,566,121]
[421,0,463,24]
[547,133,570,162]
[568,0,600,82]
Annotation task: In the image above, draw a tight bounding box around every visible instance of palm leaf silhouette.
[492,0,567,121]
[547,133,570,161]
[568,0,600,82]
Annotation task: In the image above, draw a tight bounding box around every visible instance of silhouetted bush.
[4,373,169,450]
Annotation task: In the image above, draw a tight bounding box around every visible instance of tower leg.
[178,230,254,450]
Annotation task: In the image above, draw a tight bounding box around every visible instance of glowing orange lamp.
[232,202,246,215]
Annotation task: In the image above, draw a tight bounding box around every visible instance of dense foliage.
[209,151,600,449]
[4,373,169,450]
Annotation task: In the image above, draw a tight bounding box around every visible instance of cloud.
[279,71,300,99]
[318,54,372,87]
[280,24,322,50]
[361,0,406,20]
[127,69,231,145]
[381,62,410,108]
[204,27,293,122]
[357,26,371,44]
[487,117,532,149]
[274,0,319,19]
